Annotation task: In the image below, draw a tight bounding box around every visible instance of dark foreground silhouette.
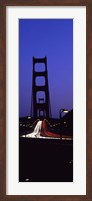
[19,137,73,182]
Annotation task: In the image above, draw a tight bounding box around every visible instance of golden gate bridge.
[30,56,52,119]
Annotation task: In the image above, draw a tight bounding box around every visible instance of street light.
[59,109,68,119]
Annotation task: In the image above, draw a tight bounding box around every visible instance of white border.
[6,7,86,195]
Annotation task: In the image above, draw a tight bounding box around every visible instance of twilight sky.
[19,19,73,118]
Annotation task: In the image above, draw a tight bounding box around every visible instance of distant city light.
[28,116,31,119]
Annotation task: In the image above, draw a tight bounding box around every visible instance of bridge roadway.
[21,119,61,138]
[21,119,72,140]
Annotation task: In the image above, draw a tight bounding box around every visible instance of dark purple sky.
[19,19,73,118]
